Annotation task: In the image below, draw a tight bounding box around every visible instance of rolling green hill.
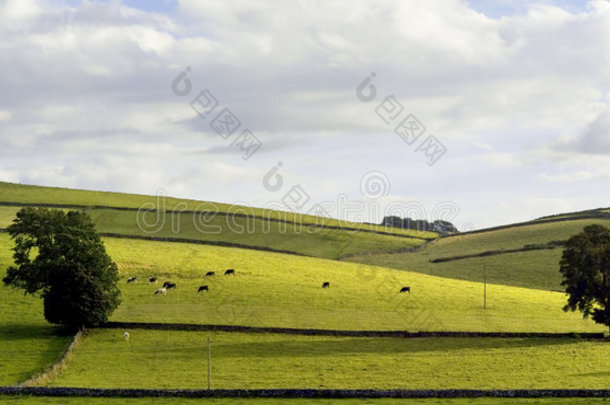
[1,181,609,396]
[1,234,598,333]
[0,181,435,260]
[346,217,610,291]
[0,182,436,239]
[0,205,423,259]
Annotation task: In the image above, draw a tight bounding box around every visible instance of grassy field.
[4,398,610,405]
[348,248,564,291]
[0,182,435,239]
[94,237,604,332]
[88,208,425,259]
[0,206,20,228]
[0,233,602,332]
[0,245,72,385]
[346,219,610,291]
[44,329,610,389]
[0,204,428,260]
[1,182,609,396]
[421,219,610,259]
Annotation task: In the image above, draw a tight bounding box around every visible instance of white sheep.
[154,288,167,295]
[123,331,130,341]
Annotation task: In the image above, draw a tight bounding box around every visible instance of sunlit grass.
[347,219,610,291]
[99,237,603,332]
[45,329,610,389]
[0,182,435,239]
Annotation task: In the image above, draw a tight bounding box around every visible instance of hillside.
[346,213,610,291]
[1,233,600,333]
[1,182,609,395]
[0,183,434,259]
[0,182,436,238]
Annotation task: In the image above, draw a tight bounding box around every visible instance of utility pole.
[483,265,487,310]
[207,337,211,390]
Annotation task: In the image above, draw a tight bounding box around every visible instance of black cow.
[198,285,209,293]
[205,271,215,277]
[163,281,176,288]
[224,269,235,276]
[399,286,410,293]
[166,282,177,289]
[127,277,137,283]
[322,282,330,288]
[149,277,158,284]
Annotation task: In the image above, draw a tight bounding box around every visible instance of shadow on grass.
[148,337,580,358]
[0,324,76,340]
[569,371,610,377]
[0,324,74,385]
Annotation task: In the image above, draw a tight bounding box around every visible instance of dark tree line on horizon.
[380,216,458,235]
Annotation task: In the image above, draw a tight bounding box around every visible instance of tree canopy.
[3,207,121,327]
[559,224,610,332]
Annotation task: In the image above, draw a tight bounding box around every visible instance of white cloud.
[0,110,12,121]
[540,170,598,182]
[0,0,609,229]
[575,107,610,153]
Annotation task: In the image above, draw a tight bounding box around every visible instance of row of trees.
[380,216,458,234]
[1,207,609,331]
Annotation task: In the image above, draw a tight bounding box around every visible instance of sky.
[0,0,609,230]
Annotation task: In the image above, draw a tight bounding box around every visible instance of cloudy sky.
[1,0,609,229]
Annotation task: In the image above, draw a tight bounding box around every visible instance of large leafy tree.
[559,224,610,333]
[3,207,121,328]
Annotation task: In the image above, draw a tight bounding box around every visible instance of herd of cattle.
[126,272,411,294]
[126,269,237,295]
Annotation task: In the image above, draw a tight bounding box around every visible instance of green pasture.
[89,208,425,259]
[423,220,610,259]
[0,247,72,386]
[1,181,609,394]
[0,204,428,260]
[0,233,600,333]
[347,219,610,291]
[44,329,610,389]
[0,206,19,228]
[0,182,435,239]
[103,237,602,332]
[348,248,564,291]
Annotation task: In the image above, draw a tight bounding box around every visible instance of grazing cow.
[198,285,209,293]
[127,277,137,283]
[154,288,167,295]
[205,271,215,277]
[322,282,330,288]
[149,277,158,284]
[166,282,177,289]
[399,286,411,293]
[224,269,235,276]
[123,331,130,341]
[163,281,172,288]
